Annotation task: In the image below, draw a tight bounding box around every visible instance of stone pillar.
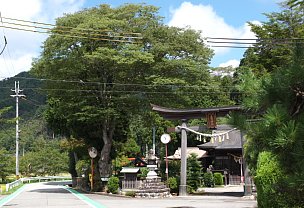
[241,131,252,196]
[179,120,187,196]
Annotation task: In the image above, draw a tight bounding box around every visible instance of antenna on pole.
[10,81,25,179]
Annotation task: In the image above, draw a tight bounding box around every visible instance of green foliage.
[75,160,90,177]
[0,72,46,120]
[213,173,224,186]
[0,148,14,181]
[255,152,286,208]
[0,184,23,195]
[119,137,140,158]
[30,3,232,178]
[19,138,69,176]
[167,177,179,193]
[112,155,130,175]
[125,191,136,197]
[160,159,181,181]
[187,153,202,192]
[107,176,119,194]
[203,172,214,187]
[239,15,304,206]
[138,167,149,178]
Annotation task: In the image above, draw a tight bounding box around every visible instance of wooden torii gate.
[152,104,242,196]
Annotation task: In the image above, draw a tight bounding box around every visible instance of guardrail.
[21,176,71,183]
[6,179,22,192]
[5,176,72,192]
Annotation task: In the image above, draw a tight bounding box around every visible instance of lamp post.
[161,134,171,183]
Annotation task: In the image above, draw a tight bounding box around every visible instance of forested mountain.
[0,71,46,120]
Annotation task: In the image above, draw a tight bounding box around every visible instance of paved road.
[0,182,257,208]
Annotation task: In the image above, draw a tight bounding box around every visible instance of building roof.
[120,167,141,174]
[151,104,242,120]
[197,129,242,150]
[167,147,207,160]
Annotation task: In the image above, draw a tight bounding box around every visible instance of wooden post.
[91,158,94,191]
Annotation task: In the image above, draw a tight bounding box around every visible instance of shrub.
[255,151,285,208]
[125,191,136,197]
[213,173,224,185]
[187,153,202,192]
[138,167,149,178]
[167,177,178,193]
[107,176,119,194]
[203,172,214,187]
[75,160,90,177]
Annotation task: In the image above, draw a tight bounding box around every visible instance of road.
[0,182,257,208]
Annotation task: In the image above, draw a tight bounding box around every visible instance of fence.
[229,175,241,185]
[122,180,142,190]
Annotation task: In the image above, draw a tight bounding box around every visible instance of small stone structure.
[135,149,171,198]
[135,177,170,198]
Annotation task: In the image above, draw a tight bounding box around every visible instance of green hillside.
[0,71,46,120]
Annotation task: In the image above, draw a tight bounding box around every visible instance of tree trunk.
[98,120,115,178]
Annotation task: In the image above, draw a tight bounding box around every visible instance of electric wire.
[1,76,243,89]
[1,16,142,36]
[1,20,143,40]
[0,16,142,44]
[0,25,140,44]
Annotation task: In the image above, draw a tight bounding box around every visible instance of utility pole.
[11,81,25,179]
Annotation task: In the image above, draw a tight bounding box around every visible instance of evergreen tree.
[187,153,202,193]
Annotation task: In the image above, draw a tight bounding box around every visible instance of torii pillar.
[152,104,241,196]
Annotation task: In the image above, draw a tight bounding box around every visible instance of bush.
[255,151,285,208]
[213,173,224,185]
[167,177,178,193]
[107,176,119,194]
[203,172,214,187]
[138,167,149,178]
[187,153,202,192]
[125,191,136,197]
[75,160,90,177]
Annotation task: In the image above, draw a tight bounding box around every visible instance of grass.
[0,183,23,195]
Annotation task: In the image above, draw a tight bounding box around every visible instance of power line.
[0,16,142,44]
[1,76,242,89]
[1,16,142,36]
[3,76,240,89]
[0,25,140,44]
[1,20,143,40]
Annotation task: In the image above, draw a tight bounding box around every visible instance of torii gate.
[152,104,242,196]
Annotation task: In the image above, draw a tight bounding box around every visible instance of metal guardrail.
[21,176,71,183]
[5,176,72,192]
[5,179,22,192]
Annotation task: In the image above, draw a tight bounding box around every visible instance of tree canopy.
[31,4,232,181]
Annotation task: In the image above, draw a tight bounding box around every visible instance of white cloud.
[0,0,85,79]
[0,53,37,78]
[168,2,257,55]
[219,59,240,68]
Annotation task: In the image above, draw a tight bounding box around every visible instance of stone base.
[136,178,171,198]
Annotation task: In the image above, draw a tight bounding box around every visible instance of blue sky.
[0,0,282,78]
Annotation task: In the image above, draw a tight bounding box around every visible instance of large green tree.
[234,1,304,206]
[31,4,220,180]
[239,0,304,76]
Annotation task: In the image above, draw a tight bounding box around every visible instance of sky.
[0,0,283,79]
